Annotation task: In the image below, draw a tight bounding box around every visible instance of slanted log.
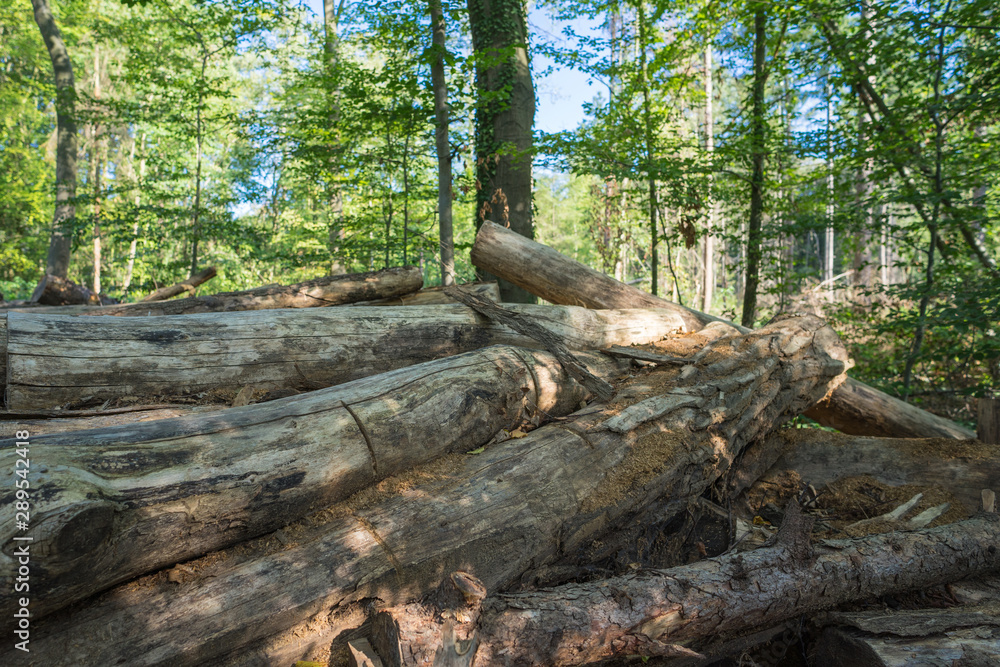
[731,428,1000,515]
[0,346,628,621]
[29,273,117,306]
[377,507,1000,666]
[471,220,975,440]
[7,314,847,666]
[3,304,688,410]
[139,266,218,302]
[816,605,1000,667]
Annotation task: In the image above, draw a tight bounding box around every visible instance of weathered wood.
[4,304,689,410]
[349,282,500,307]
[9,314,847,665]
[978,396,1000,445]
[445,286,615,401]
[383,507,1000,666]
[816,605,1000,667]
[732,428,1000,514]
[0,346,628,621]
[803,376,975,439]
[29,273,117,306]
[78,266,423,316]
[139,266,218,302]
[472,219,975,440]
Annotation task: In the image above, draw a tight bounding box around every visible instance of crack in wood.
[341,401,378,476]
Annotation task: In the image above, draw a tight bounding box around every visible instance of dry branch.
[471,220,975,440]
[7,314,846,666]
[2,304,688,410]
[138,266,218,302]
[0,346,628,620]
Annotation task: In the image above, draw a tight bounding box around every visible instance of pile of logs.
[1,223,996,667]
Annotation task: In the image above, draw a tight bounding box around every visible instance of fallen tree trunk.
[0,346,628,621]
[816,604,1000,667]
[376,507,1000,666]
[471,220,975,440]
[9,314,846,666]
[29,273,117,306]
[3,304,688,410]
[138,266,218,302]
[731,428,1000,514]
[78,265,423,316]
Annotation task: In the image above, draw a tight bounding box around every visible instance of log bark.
[139,266,218,302]
[0,346,628,621]
[816,605,1000,667]
[378,507,1000,666]
[731,427,1000,514]
[29,274,117,306]
[79,266,423,316]
[3,304,688,410]
[349,282,499,307]
[471,220,975,440]
[8,314,846,666]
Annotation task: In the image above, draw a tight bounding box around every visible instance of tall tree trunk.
[91,45,102,296]
[323,0,346,273]
[636,2,658,297]
[742,6,767,328]
[824,72,835,299]
[429,0,454,286]
[123,133,144,292]
[467,0,536,303]
[190,53,207,277]
[852,0,875,294]
[32,0,77,279]
[702,44,715,313]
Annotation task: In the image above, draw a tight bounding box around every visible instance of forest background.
[2,0,997,428]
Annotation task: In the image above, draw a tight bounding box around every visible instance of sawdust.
[816,474,969,538]
[580,426,687,514]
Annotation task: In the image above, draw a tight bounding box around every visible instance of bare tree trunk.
[122,133,144,292]
[32,0,77,279]
[742,5,767,328]
[91,44,103,296]
[702,44,715,313]
[429,0,454,287]
[467,0,536,303]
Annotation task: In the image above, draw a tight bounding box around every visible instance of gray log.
[3,304,688,410]
[7,314,847,666]
[84,265,423,316]
[471,220,975,440]
[0,346,628,621]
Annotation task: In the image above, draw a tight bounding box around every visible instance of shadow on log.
[0,346,628,620]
